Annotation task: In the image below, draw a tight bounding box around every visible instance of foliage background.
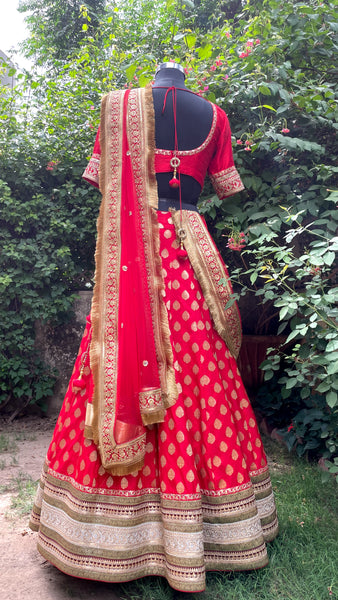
[0,0,337,467]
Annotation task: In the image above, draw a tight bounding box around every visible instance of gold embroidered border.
[139,387,165,425]
[36,530,269,592]
[31,468,277,534]
[210,165,245,199]
[36,535,207,592]
[129,86,178,411]
[171,210,242,358]
[30,465,277,592]
[261,515,279,541]
[205,545,268,570]
[89,90,147,475]
[82,154,100,186]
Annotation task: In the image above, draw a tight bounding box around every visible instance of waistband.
[157,198,199,213]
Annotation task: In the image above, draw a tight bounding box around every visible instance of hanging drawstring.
[162,87,188,260]
[162,87,180,190]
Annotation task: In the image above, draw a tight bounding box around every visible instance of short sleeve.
[82,126,101,189]
[208,107,245,199]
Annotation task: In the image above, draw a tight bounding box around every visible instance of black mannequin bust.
[152,62,213,209]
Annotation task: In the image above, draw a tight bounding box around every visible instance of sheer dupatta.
[87,86,177,476]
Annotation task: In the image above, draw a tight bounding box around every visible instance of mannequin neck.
[153,67,186,89]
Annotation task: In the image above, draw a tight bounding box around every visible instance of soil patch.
[0,417,122,600]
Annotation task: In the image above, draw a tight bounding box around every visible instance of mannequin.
[153,62,213,209]
[30,67,278,593]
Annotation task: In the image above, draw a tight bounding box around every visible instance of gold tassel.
[84,403,94,440]
[104,458,145,476]
[141,409,165,426]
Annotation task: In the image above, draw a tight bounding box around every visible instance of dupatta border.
[171,210,242,360]
[131,85,178,410]
[88,87,177,475]
[90,90,147,475]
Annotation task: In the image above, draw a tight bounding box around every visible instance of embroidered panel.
[139,388,164,420]
[256,492,277,519]
[203,514,262,544]
[173,210,242,358]
[31,465,277,592]
[163,528,204,556]
[210,165,245,199]
[82,154,100,186]
[40,503,164,551]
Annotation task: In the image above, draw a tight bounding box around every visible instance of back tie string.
[161,87,187,260]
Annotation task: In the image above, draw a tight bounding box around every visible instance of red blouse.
[83,102,244,200]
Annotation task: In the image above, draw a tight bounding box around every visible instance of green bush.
[0,0,337,470]
[192,0,338,467]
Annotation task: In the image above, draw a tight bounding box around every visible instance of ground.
[0,416,121,600]
[1,416,336,600]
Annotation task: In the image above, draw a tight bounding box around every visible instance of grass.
[117,438,338,600]
[0,431,38,518]
[0,455,18,471]
[9,474,38,516]
[0,431,36,472]
[0,432,37,453]
[1,472,38,517]
[0,433,18,454]
[13,431,37,442]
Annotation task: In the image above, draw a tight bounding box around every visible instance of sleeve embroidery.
[210,166,245,199]
[82,152,100,187]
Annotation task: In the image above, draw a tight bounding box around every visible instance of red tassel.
[169,177,180,188]
[72,377,86,390]
[177,247,188,259]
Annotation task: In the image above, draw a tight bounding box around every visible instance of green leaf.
[327,340,338,353]
[279,305,289,320]
[286,377,298,389]
[327,362,338,376]
[285,330,300,344]
[317,382,331,393]
[185,34,196,49]
[323,251,335,266]
[279,88,291,102]
[198,44,213,59]
[126,64,137,81]
[259,85,271,96]
[326,391,338,409]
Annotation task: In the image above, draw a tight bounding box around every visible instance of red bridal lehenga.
[30,85,278,593]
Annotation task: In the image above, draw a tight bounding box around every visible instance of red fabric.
[46,213,267,495]
[114,91,161,441]
[83,104,236,192]
[155,105,235,188]
[82,127,100,188]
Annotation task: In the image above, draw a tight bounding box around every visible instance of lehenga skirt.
[30,211,278,593]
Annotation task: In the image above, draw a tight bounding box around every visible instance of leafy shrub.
[0,0,337,473]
